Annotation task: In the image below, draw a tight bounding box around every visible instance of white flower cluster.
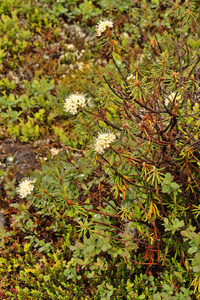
[94,132,116,154]
[127,74,136,81]
[165,92,182,106]
[96,19,114,36]
[16,178,36,198]
[64,93,87,115]
[66,44,75,51]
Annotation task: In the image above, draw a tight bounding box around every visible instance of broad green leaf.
[76,258,85,265]
[195,252,200,265]
[188,246,198,254]
[194,234,200,247]
[170,182,180,189]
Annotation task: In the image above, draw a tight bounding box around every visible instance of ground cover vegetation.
[0,0,200,299]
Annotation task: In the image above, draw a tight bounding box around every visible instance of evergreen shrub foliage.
[1,0,200,299]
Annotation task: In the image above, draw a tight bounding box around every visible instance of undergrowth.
[0,0,200,299]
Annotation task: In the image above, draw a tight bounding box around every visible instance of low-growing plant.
[1,0,200,299]
[51,0,199,297]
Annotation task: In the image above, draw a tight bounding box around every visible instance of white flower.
[94,132,116,154]
[164,98,170,106]
[95,19,114,36]
[168,92,182,103]
[16,178,36,198]
[120,32,129,40]
[64,93,87,115]
[66,44,75,50]
[127,74,135,81]
[165,92,182,106]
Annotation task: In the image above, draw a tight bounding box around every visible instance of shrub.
[1,0,200,299]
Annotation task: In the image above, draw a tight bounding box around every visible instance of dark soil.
[0,140,40,180]
[0,138,61,210]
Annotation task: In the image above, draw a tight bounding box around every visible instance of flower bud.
[134,80,140,86]
[123,122,128,129]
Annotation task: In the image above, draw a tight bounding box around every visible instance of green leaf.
[164,172,172,184]
[24,243,31,252]
[193,265,200,272]
[153,295,161,300]
[85,244,95,253]
[164,218,169,225]
[162,186,170,193]
[170,182,180,189]
[106,283,114,291]
[149,276,154,281]
[194,234,200,247]
[174,271,183,279]
[63,269,69,277]
[101,243,112,252]
[163,284,172,291]
[86,271,95,278]
[42,165,51,174]
[195,252,200,265]
[107,291,113,299]
[76,258,85,265]
[188,246,198,254]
